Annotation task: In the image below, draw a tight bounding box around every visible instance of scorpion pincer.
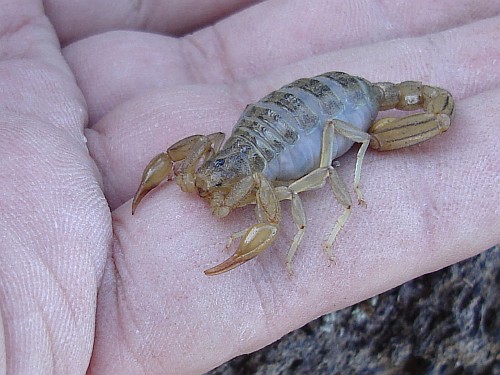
[132,72,454,276]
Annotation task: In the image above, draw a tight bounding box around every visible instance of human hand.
[1,1,498,374]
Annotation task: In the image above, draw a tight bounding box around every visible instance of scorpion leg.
[369,81,454,151]
[132,132,224,213]
[324,167,352,259]
[277,169,327,273]
[204,173,281,275]
[273,120,368,272]
[333,121,371,205]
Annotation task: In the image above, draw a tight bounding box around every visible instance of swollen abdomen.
[231,72,379,181]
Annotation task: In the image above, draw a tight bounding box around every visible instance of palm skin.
[0,1,499,374]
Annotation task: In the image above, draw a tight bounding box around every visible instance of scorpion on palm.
[132,71,454,275]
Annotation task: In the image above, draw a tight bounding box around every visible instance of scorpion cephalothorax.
[132,72,454,275]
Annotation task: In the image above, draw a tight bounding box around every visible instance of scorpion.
[132,72,454,276]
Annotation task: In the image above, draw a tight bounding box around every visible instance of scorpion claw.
[204,223,278,275]
[132,152,173,214]
[131,186,148,214]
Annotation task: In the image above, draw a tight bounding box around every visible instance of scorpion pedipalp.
[204,223,279,275]
[132,133,225,213]
[132,151,173,214]
[204,172,281,275]
[204,172,282,275]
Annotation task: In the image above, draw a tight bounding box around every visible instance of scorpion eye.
[213,159,225,168]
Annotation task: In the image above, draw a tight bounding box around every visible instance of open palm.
[0,1,499,374]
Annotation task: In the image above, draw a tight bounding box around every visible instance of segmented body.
[133,70,453,275]
[199,72,379,183]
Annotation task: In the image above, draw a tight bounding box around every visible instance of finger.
[185,0,500,80]
[45,0,259,45]
[63,31,189,125]
[0,1,110,373]
[62,0,500,123]
[89,88,500,374]
[0,308,5,371]
[87,16,500,209]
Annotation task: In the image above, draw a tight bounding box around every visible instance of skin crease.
[0,0,498,374]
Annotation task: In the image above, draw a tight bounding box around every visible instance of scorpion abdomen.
[224,72,379,181]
